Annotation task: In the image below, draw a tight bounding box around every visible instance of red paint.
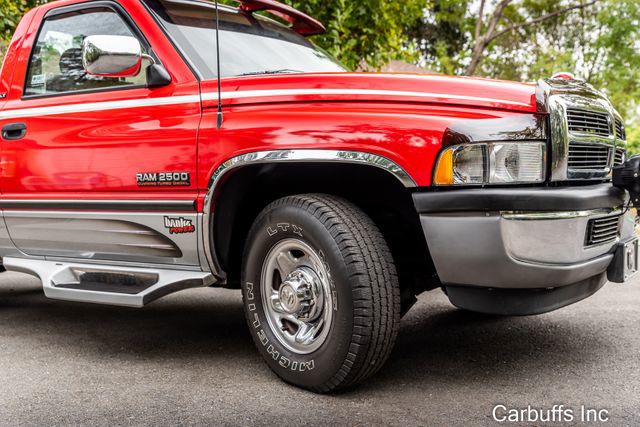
[0,0,538,212]
[0,0,200,203]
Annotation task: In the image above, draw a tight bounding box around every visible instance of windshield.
[143,0,346,79]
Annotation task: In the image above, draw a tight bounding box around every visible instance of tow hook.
[613,155,640,206]
[608,157,640,282]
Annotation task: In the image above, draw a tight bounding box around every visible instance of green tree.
[219,0,427,70]
[0,0,43,64]
[405,0,473,75]
[465,0,600,76]
[0,0,41,41]
[408,0,603,77]
[410,0,640,152]
[286,0,426,70]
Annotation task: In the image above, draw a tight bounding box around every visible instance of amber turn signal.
[434,149,454,185]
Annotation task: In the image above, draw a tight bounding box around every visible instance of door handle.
[2,123,27,140]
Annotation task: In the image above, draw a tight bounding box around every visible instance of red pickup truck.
[0,0,637,392]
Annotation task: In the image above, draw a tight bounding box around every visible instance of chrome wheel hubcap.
[261,239,333,354]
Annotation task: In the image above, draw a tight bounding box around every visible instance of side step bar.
[3,257,215,308]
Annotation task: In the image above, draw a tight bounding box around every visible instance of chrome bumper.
[419,208,636,289]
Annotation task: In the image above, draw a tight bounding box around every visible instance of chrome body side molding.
[200,149,417,277]
[3,257,214,308]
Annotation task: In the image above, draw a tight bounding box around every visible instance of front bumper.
[414,184,635,290]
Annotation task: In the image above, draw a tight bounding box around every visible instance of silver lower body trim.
[1,210,200,267]
[420,209,636,289]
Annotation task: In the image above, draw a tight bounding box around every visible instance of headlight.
[433,142,546,186]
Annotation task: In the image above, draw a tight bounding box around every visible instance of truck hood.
[210,73,538,113]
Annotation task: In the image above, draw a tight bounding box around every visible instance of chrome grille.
[568,142,611,170]
[586,213,622,247]
[614,148,626,166]
[567,108,612,137]
[545,79,626,181]
[615,118,626,140]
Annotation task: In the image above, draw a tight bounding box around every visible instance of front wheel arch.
[207,161,440,308]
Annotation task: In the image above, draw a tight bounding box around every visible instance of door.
[0,1,202,266]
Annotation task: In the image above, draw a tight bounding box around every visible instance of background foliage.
[1,0,638,151]
[406,0,640,152]
[0,0,42,41]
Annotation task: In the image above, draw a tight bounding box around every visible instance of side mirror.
[82,35,172,87]
[82,35,143,78]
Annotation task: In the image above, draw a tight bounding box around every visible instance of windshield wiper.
[239,69,305,76]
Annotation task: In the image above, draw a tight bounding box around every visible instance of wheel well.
[212,163,440,305]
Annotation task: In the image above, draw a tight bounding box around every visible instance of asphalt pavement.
[0,271,638,426]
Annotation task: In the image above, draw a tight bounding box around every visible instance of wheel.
[241,194,401,393]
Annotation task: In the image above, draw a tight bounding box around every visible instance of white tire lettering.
[265,222,303,238]
[277,223,290,232]
[257,329,268,346]
[279,357,291,369]
[246,282,255,300]
[300,360,315,372]
[267,345,280,361]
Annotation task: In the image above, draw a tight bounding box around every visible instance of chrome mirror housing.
[82,35,144,78]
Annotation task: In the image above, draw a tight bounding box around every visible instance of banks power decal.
[164,217,196,234]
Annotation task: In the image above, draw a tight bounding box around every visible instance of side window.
[24,7,148,97]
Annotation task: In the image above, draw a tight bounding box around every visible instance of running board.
[3,257,215,308]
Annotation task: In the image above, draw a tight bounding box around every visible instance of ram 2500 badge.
[0,0,637,393]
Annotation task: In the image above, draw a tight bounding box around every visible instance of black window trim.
[140,0,207,81]
[21,0,160,100]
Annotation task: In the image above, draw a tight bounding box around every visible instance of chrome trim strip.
[502,208,620,221]
[43,256,204,272]
[0,88,532,120]
[208,150,417,188]
[201,149,417,278]
[0,199,196,211]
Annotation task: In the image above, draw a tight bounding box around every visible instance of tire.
[241,194,401,393]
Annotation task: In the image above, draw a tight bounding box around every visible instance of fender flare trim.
[201,149,417,277]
